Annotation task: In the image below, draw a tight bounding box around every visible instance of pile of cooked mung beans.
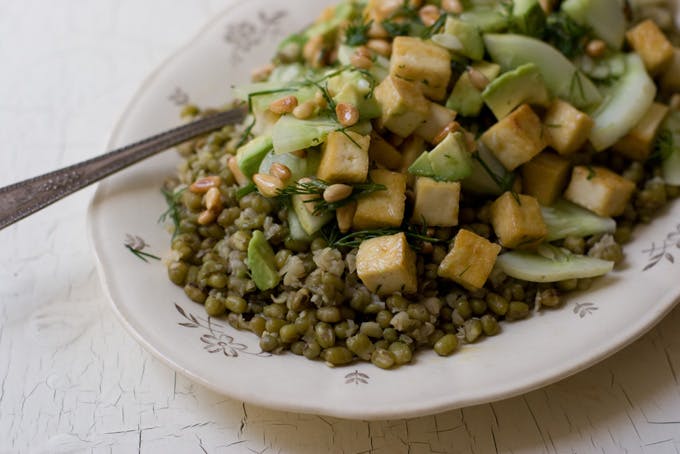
[162,0,680,368]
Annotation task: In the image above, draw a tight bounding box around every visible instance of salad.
[163,0,680,368]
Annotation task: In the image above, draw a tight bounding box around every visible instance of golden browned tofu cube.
[353,169,407,229]
[438,229,501,290]
[480,104,546,171]
[543,99,594,155]
[374,75,430,137]
[626,19,674,74]
[316,130,370,183]
[520,151,571,206]
[390,36,452,101]
[490,192,548,249]
[369,131,402,170]
[564,166,636,217]
[613,102,669,161]
[414,102,457,144]
[411,177,461,226]
[356,232,417,295]
[660,48,680,94]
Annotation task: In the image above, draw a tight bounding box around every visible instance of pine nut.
[204,187,222,212]
[464,131,477,152]
[355,46,373,59]
[350,53,373,70]
[227,156,249,186]
[442,0,463,14]
[432,121,461,145]
[253,173,284,198]
[408,0,424,8]
[269,162,292,182]
[251,63,274,82]
[367,21,389,39]
[189,175,221,193]
[314,91,328,109]
[419,5,441,27]
[336,103,360,127]
[336,201,357,233]
[323,183,353,203]
[303,35,324,68]
[198,209,217,225]
[292,100,317,119]
[366,39,392,58]
[468,67,490,91]
[269,95,298,114]
[585,39,607,58]
[421,241,434,254]
[298,178,320,213]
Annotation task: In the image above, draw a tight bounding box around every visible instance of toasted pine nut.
[269,95,299,114]
[408,0,424,8]
[204,187,222,212]
[355,46,373,59]
[468,67,490,91]
[303,35,324,68]
[670,93,680,111]
[291,149,308,159]
[297,177,319,213]
[314,91,328,109]
[366,39,392,58]
[269,162,292,182]
[442,0,464,14]
[367,21,389,39]
[189,175,221,193]
[421,241,434,254]
[292,100,317,119]
[323,183,353,203]
[336,201,357,233]
[419,5,441,27]
[350,53,373,70]
[585,39,607,58]
[227,156,249,186]
[432,121,461,145]
[198,209,217,225]
[253,173,284,198]
[336,103,360,127]
[251,63,274,82]
[464,131,477,152]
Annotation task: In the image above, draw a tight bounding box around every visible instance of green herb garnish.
[649,128,674,162]
[472,152,519,202]
[345,19,373,46]
[421,12,447,39]
[276,178,386,216]
[236,182,258,199]
[159,187,186,238]
[322,223,442,249]
[544,12,589,58]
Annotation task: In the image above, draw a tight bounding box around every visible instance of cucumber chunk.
[588,53,656,151]
[561,0,626,49]
[541,199,616,241]
[247,230,281,291]
[496,244,614,282]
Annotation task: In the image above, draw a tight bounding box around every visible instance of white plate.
[89,0,680,420]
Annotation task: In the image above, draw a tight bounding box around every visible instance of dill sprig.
[382,19,412,37]
[275,178,386,216]
[236,182,257,199]
[345,19,373,46]
[158,187,186,237]
[322,223,443,250]
[472,152,520,203]
[544,12,589,59]
[421,12,447,39]
[649,128,674,162]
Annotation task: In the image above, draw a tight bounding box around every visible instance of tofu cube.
[356,232,417,295]
[390,36,452,101]
[626,19,674,74]
[520,151,571,206]
[490,192,548,249]
[660,48,680,94]
[480,104,546,171]
[564,166,636,217]
[316,130,370,183]
[411,177,461,226]
[374,75,430,137]
[613,102,669,161]
[353,169,407,229]
[543,99,594,155]
[414,102,457,144]
[438,229,501,290]
[369,131,402,170]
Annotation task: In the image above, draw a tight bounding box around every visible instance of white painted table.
[2,1,680,452]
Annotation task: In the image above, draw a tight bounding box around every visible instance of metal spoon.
[0,106,248,230]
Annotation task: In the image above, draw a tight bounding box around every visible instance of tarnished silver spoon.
[0,106,247,230]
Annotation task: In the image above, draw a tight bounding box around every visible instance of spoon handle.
[0,107,247,231]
